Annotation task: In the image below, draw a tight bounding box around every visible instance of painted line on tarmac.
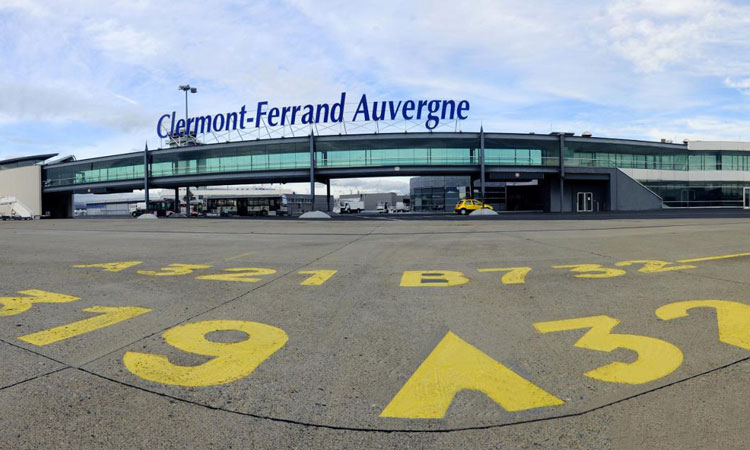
[5,220,750,237]
[223,251,254,262]
[678,253,750,263]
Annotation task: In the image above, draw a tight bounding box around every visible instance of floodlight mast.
[178,84,197,146]
[178,84,197,218]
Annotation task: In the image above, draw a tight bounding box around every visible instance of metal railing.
[565,157,694,171]
[44,154,557,186]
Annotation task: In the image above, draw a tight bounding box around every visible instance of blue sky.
[2,0,750,193]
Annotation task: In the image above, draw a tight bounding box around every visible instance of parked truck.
[338,199,364,213]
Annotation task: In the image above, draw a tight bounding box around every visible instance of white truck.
[129,202,147,217]
[338,199,364,213]
[395,201,410,213]
[378,201,409,213]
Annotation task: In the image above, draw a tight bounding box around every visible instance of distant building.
[78,187,332,216]
[339,192,408,211]
[410,176,545,212]
[9,132,750,216]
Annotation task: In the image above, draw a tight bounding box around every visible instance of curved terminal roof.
[0,153,58,169]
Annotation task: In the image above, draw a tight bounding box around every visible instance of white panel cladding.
[621,168,750,182]
[688,141,750,152]
[0,165,42,215]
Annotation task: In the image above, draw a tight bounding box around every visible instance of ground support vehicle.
[0,196,36,220]
[339,199,364,214]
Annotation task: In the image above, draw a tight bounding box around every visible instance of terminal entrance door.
[744,187,750,209]
[576,192,594,212]
[680,190,695,207]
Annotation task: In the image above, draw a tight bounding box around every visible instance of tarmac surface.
[2,214,750,449]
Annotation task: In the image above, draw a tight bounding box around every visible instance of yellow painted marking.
[380,331,563,418]
[534,315,683,384]
[196,267,276,283]
[656,299,750,350]
[400,271,469,287]
[73,261,143,272]
[18,306,151,346]
[224,251,254,262]
[298,270,338,286]
[123,320,288,387]
[615,260,696,273]
[137,264,212,277]
[477,267,531,285]
[677,253,750,263]
[552,264,626,279]
[0,290,80,317]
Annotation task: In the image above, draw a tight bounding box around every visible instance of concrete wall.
[549,168,663,212]
[611,169,663,211]
[0,165,42,216]
[549,176,606,212]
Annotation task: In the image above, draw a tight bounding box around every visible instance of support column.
[143,143,150,213]
[559,133,566,213]
[480,127,486,203]
[185,186,190,217]
[174,188,180,214]
[309,133,316,210]
[326,179,331,212]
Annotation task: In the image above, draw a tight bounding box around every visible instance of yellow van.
[454,199,494,215]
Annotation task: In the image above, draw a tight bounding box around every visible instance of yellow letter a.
[380,332,563,419]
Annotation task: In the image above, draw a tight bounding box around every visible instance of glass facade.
[40,133,750,210]
[566,151,742,171]
[42,135,559,188]
[412,187,457,211]
[643,182,750,208]
[43,155,144,187]
[47,139,750,189]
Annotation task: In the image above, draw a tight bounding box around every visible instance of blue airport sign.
[156,93,470,138]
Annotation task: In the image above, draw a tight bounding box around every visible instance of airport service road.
[2,217,750,449]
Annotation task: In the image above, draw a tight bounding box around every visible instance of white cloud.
[0,80,150,131]
[603,0,750,74]
[725,77,750,95]
[0,0,50,17]
[2,0,750,189]
[84,20,164,61]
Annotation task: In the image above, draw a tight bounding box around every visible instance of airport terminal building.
[3,131,750,217]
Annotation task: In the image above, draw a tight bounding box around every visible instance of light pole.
[178,84,197,217]
[178,84,197,144]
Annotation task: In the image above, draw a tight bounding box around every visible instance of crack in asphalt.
[0,366,69,394]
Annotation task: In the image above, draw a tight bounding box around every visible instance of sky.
[2,0,750,195]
